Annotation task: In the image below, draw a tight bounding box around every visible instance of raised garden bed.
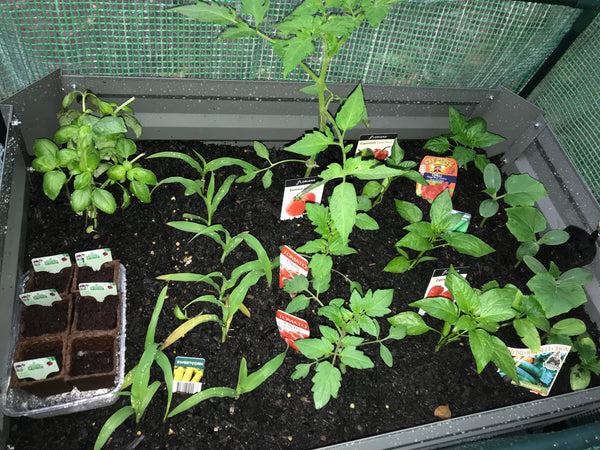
[1,73,600,448]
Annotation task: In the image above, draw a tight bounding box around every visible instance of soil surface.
[8,139,600,449]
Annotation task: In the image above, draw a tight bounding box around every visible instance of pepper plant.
[385,190,495,273]
[32,90,156,233]
[423,106,505,171]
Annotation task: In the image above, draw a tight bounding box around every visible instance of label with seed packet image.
[280,177,324,220]
[498,345,570,396]
[417,156,457,202]
[173,356,205,394]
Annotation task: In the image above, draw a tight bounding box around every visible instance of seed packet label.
[31,254,71,274]
[279,246,309,295]
[419,267,469,315]
[276,310,310,353]
[280,177,324,220]
[416,156,458,202]
[13,357,60,380]
[19,289,61,306]
[173,356,205,394]
[355,133,397,161]
[79,282,118,302]
[451,210,471,233]
[75,248,112,271]
[498,345,571,396]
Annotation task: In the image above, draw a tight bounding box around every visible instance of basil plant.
[32,90,156,233]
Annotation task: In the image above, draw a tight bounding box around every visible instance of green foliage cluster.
[32,90,157,233]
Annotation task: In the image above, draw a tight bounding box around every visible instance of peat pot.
[1,70,599,448]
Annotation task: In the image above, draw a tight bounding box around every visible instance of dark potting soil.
[27,266,72,294]
[9,140,600,449]
[21,302,69,337]
[76,264,117,285]
[71,350,114,377]
[75,295,119,331]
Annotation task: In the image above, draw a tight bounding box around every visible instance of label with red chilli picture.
[276,310,310,353]
[419,267,469,315]
[354,133,397,161]
[416,156,458,202]
[280,177,324,220]
[279,246,309,294]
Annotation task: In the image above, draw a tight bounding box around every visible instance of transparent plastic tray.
[0,264,127,418]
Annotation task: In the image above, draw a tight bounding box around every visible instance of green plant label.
[75,248,112,270]
[498,345,570,396]
[173,356,205,394]
[420,267,469,315]
[280,177,324,220]
[31,253,71,274]
[450,210,471,233]
[19,289,61,306]
[276,309,310,353]
[354,134,397,161]
[13,356,60,380]
[416,156,458,202]
[279,246,309,295]
[79,282,117,302]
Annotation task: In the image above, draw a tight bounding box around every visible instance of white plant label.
[31,254,71,274]
[75,248,112,271]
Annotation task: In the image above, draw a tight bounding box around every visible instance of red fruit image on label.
[440,290,454,300]
[421,181,449,201]
[426,285,445,298]
[284,192,317,217]
[373,148,390,160]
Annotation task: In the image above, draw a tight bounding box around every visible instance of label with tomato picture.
[419,267,469,315]
[280,177,324,220]
[31,254,72,274]
[279,246,309,295]
[276,310,310,353]
[75,248,113,271]
[416,156,458,202]
[355,133,397,161]
[78,282,118,302]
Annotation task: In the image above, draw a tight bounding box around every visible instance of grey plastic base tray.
[0,264,127,419]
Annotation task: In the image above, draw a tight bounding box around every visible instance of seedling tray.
[0,264,127,418]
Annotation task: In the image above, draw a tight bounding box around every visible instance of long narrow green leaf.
[156,272,222,291]
[137,380,161,422]
[94,406,135,450]
[147,151,203,172]
[131,343,160,413]
[212,174,237,213]
[238,351,286,395]
[146,286,168,347]
[167,387,236,418]
[155,176,203,196]
[154,351,174,420]
[204,156,258,173]
[238,233,272,286]
[161,314,220,350]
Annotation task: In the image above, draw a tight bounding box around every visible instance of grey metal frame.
[1,70,599,448]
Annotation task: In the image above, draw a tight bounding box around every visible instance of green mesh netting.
[0,0,580,99]
[528,13,600,203]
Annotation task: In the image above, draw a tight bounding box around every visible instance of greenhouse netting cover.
[0,0,598,202]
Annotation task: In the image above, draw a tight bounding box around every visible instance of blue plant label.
[75,248,112,271]
[79,282,117,302]
[498,345,571,396]
[13,356,60,380]
[19,289,61,306]
[31,254,71,274]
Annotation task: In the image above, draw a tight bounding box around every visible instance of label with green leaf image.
[79,282,117,302]
[31,254,71,274]
[75,248,112,271]
[13,357,60,380]
[19,289,61,306]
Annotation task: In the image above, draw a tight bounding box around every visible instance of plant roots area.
[9,140,600,449]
